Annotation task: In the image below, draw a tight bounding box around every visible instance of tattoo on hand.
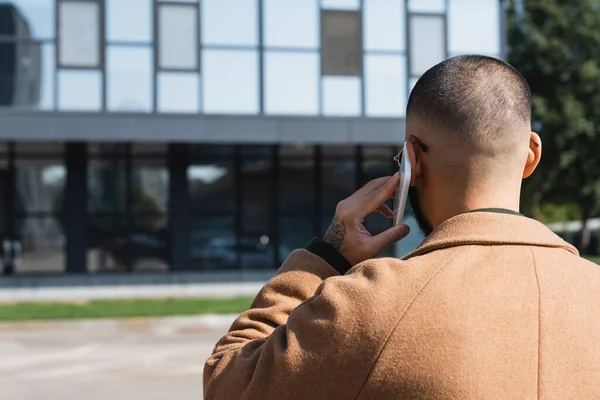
[324,215,345,250]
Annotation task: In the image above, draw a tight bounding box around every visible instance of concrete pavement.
[0,314,238,400]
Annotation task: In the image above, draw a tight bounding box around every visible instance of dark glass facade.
[0,141,424,275]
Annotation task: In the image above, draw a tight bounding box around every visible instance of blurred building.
[0,0,504,275]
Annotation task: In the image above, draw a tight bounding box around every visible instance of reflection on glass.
[58,70,102,111]
[263,0,318,48]
[408,0,446,13]
[189,163,234,214]
[321,158,356,235]
[203,50,259,114]
[321,0,360,10]
[279,147,314,258]
[40,43,55,110]
[15,159,65,213]
[158,72,199,113]
[2,0,56,39]
[189,217,236,270]
[365,54,407,117]
[132,161,169,214]
[0,40,44,109]
[87,158,126,213]
[322,76,361,116]
[106,0,152,43]
[448,0,501,55]
[202,0,257,46]
[15,141,64,154]
[58,0,100,67]
[265,52,318,115]
[15,217,65,274]
[158,3,198,70]
[364,0,405,51]
[107,46,153,112]
[409,15,446,76]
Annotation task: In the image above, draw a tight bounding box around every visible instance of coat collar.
[404,211,579,259]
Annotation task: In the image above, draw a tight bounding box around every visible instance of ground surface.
[0,315,237,400]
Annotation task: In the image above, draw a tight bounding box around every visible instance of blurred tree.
[507,0,600,252]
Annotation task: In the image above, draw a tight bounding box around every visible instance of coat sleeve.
[203,249,389,400]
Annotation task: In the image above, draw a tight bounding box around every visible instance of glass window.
[265,52,318,115]
[189,216,235,270]
[321,10,362,76]
[409,76,419,96]
[365,54,407,117]
[158,3,198,71]
[408,0,446,13]
[2,0,56,39]
[409,15,446,77]
[448,0,501,55]
[58,0,100,67]
[321,149,356,235]
[16,142,64,154]
[321,0,359,10]
[157,72,200,113]
[14,159,65,214]
[263,0,318,48]
[106,0,152,43]
[189,163,234,215]
[57,70,102,111]
[15,217,65,274]
[87,158,127,214]
[203,50,259,114]
[241,146,274,269]
[107,46,153,112]
[322,76,361,116]
[202,0,257,46]
[279,145,314,259]
[364,0,405,51]
[40,43,55,110]
[132,143,168,155]
[132,160,169,215]
[86,216,126,272]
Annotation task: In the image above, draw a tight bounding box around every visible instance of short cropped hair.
[407,55,531,142]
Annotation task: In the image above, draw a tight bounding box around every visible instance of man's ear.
[523,132,542,179]
[406,140,421,187]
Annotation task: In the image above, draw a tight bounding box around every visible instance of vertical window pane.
[240,146,274,269]
[189,217,235,270]
[321,10,362,76]
[409,76,418,96]
[202,0,257,46]
[408,0,445,13]
[107,46,153,112]
[321,150,356,235]
[106,0,152,42]
[322,76,361,116]
[279,146,314,259]
[409,15,446,76]
[203,50,258,114]
[86,216,126,272]
[2,0,56,39]
[2,41,47,109]
[158,72,199,113]
[16,218,65,274]
[365,55,407,117]
[264,0,318,48]
[40,43,55,110]
[158,3,198,70]
[58,1,100,67]
[88,158,127,213]
[15,159,65,213]
[58,70,101,111]
[132,160,169,214]
[364,0,405,51]
[448,0,500,55]
[265,52,318,115]
[322,0,359,10]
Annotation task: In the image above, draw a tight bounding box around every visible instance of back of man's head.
[405,55,539,233]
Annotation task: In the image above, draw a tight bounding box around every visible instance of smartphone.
[393,142,412,226]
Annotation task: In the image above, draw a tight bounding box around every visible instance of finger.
[354,176,393,198]
[365,173,400,212]
[368,224,410,256]
[376,204,394,218]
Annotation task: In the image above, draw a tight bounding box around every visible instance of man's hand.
[323,174,410,266]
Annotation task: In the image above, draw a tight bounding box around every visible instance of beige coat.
[204,212,600,399]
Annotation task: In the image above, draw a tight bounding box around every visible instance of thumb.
[369,224,411,256]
